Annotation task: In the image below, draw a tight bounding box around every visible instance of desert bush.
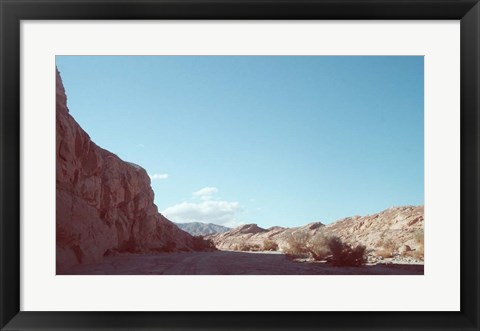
[375,238,397,258]
[192,236,217,251]
[327,237,366,267]
[414,228,424,253]
[238,243,252,251]
[408,228,425,259]
[284,231,312,258]
[309,233,331,261]
[250,244,262,251]
[263,239,279,251]
[390,228,423,260]
[414,228,424,245]
[231,243,265,252]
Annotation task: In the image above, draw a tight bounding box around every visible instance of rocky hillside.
[208,221,324,251]
[56,69,196,273]
[207,206,424,258]
[174,222,231,236]
[323,205,423,251]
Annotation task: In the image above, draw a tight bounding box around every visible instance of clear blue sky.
[56,56,424,228]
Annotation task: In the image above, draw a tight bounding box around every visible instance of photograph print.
[56,56,424,275]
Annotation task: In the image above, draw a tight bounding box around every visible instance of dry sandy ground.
[61,250,423,275]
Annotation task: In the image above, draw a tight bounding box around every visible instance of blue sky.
[56,56,424,228]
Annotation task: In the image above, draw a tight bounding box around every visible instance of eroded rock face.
[207,221,326,251]
[208,206,424,257]
[56,69,194,273]
[321,206,424,251]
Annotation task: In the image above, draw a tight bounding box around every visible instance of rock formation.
[322,205,424,251]
[208,221,324,251]
[56,69,195,273]
[208,206,424,258]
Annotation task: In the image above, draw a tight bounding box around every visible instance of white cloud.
[162,200,243,227]
[149,173,169,181]
[136,143,145,148]
[193,186,218,200]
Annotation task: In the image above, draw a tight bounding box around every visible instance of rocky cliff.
[56,69,195,273]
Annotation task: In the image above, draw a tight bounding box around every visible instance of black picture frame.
[1,0,479,330]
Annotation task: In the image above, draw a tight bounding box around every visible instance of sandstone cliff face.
[56,69,194,273]
[208,206,424,257]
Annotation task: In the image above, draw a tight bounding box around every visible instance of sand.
[60,250,424,275]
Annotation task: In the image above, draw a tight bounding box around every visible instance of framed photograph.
[1,0,479,330]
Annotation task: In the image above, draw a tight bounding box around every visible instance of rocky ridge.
[56,69,195,273]
[207,206,424,259]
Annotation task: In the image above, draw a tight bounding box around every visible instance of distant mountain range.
[175,222,231,236]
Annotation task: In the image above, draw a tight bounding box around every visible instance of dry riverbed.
[60,250,424,275]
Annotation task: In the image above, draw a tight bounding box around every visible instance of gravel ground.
[60,250,424,275]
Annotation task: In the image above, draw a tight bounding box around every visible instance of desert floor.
[60,250,424,275]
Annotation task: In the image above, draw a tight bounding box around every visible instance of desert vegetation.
[375,237,397,258]
[284,231,312,258]
[309,233,331,261]
[262,239,279,251]
[234,243,263,251]
[414,228,424,251]
[283,231,367,266]
[372,228,424,261]
[327,237,366,267]
[209,206,424,266]
[405,228,424,260]
[223,229,370,267]
[55,64,424,276]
